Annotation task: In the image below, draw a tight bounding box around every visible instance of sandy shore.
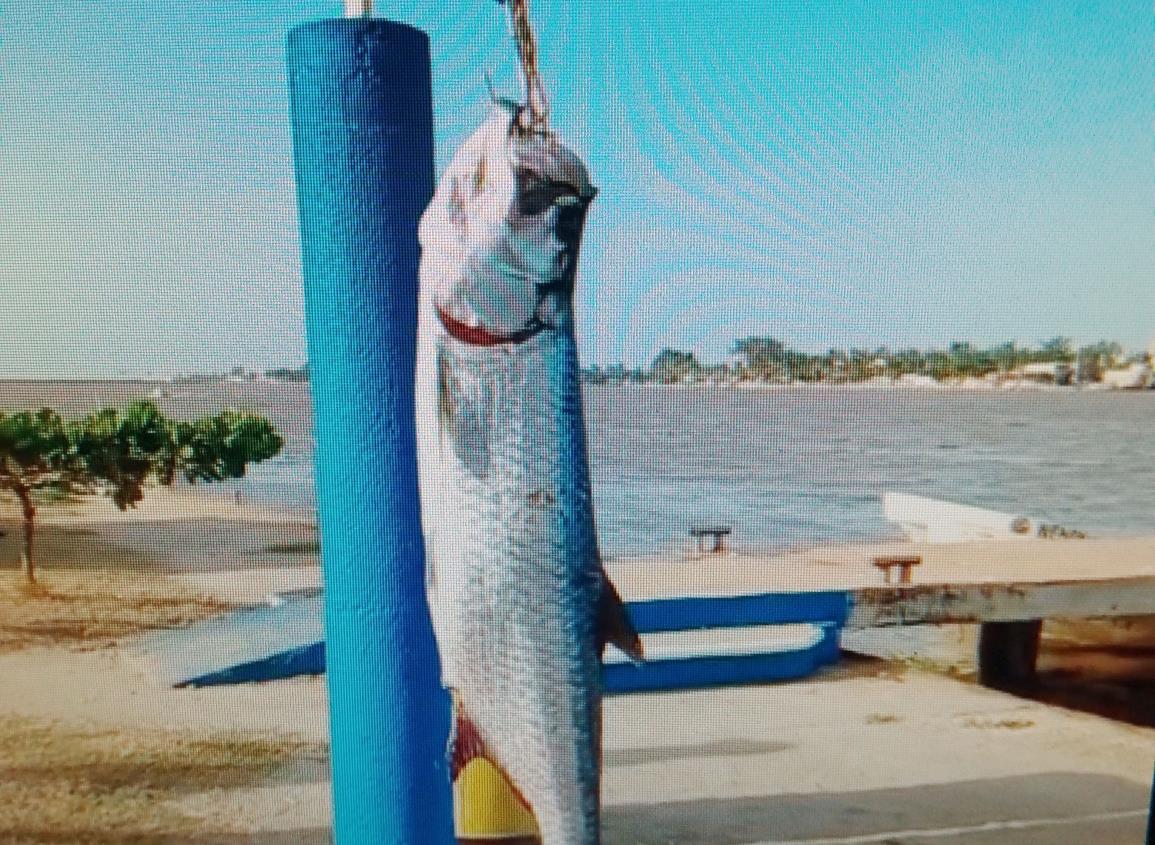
[0,487,327,843]
[2,487,1153,842]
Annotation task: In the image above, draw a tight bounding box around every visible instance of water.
[234,383,1155,558]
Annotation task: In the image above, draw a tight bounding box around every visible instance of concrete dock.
[158,535,1155,690]
[610,535,1155,691]
[596,530,1155,842]
[609,535,1155,625]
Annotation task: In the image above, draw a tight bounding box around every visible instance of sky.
[1,0,1151,377]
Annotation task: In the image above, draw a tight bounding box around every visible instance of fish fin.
[449,702,489,781]
[436,348,490,478]
[599,573,644,663]
[450,699,534,812]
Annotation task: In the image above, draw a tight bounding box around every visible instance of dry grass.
[0,570,229,655]
[0,513,230,654]
[262,540,320,556]
[0,504,327,842]
[0,714,324,844]
[958,715,1035,730]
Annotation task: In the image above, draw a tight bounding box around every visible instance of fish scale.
[415,108,639,845]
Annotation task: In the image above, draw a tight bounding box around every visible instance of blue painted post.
[1147,765,1153,845]
[286,18,454,845]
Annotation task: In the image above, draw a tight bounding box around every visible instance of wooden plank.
[847,577,1155,629]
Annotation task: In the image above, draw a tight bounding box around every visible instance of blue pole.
[286,18,454,845]
[1147,765,1153,845]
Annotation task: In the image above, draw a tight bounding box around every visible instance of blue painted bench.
[135,589,851,692]
[603,591,849,694]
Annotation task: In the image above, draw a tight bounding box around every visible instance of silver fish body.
[415,109,636,844]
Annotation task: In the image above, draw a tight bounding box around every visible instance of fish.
[414,103,642,845]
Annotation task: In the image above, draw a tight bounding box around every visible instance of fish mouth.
[435,303,545,348]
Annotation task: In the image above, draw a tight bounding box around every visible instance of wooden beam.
[847,577,1155,629]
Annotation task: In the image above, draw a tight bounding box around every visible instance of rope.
[501,0,550,130]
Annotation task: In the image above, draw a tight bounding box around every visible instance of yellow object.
[454,757,540,839]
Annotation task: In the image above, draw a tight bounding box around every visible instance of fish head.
[419,106,596,342]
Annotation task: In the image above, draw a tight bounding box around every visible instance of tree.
[651,348,702,383]
[0,401,282,583]
[1075,341,1124,382]
[0,410,70,583]
[1039,337,1074,362]
[731,337,787,379]
[990,341,1021,373]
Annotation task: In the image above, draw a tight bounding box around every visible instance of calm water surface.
[4,380,1148,557]
[234,383,1155,557]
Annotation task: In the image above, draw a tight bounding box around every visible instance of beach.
[2,485,1154,842]
[0,489,327,842]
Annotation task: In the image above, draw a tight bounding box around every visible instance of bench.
[871,554,922,585]
[690,525,732,554]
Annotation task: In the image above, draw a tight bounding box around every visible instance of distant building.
[1013,362,1073,385]
[897,373,938,388]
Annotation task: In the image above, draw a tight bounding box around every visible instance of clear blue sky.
[2,1,1150,377]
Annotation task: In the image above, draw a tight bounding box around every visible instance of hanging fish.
[414,4,641,843]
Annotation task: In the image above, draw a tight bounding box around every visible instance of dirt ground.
[0,568,227,656]
[0,713,322,845]
[844,617,1155,728]
[0,495,327,844]
[1035,617,1155,727]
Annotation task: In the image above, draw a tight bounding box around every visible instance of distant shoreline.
[0,375,1152,392]
[582,380,1155,393]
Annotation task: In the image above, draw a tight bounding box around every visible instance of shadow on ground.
[606,738,793,768]
[604,771,1149,845]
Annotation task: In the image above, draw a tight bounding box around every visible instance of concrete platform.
[610,536,1155,627]
[152,536,1155,689]
[132,593,324,687]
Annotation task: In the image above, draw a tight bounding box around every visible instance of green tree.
[651,348,702,383]
[989,341,1021,373]
[1039,337,1075,362]
[0,401,282,584]
[731,337,787,379]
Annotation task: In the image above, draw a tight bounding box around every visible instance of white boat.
[882,492,1085,543]
[882,492,1037,543]
[1014,362,1073,386]
[1101,362,1153,390]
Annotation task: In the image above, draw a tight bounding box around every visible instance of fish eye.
[516,168,581,216]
